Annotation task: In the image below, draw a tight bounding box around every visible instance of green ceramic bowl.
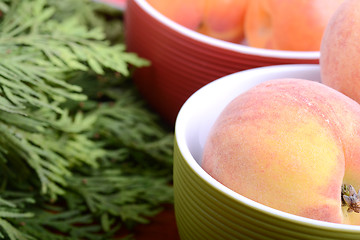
[173,64,360,240]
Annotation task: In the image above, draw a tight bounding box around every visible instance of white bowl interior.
[175,64,360,231]
[135,0,320,60]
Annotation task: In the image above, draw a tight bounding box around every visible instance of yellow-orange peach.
[244,0,344,51]
[146,0,206,30]
[202,78,360,224]
[197,0,249,43]
[320,0,360,105]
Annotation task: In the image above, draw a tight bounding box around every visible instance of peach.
[244,0,344,51]
[197,0,249,43]
[320,0,360,105]
[202,78,360,224]
[146,0,206,30]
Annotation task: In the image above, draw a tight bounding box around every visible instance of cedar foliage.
[0,0,174,239]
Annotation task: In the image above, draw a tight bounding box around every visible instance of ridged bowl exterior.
[174,145,360,240]
[174,142,360,240]
[124,0,319,124]
[173,64,360,240]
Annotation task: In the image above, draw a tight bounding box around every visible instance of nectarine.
[202,78,360,224]
[244,0,344,51]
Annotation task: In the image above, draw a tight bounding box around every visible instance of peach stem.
[342,184,360,213]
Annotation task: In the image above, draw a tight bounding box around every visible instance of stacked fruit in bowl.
[147,0,344,51]
[125,0,342,124]
[173,0,360,239]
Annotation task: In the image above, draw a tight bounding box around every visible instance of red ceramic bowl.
[124,0,319,124]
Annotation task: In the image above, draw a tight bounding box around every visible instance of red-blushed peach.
[320,0,360,105]
[202,78,360,224]
[146,0,206,30]
[244,0,344,51]
[197,0,249,43]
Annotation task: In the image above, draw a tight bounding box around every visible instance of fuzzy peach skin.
[146,0,206,30]
[197,0,249,43]
[202,78,360,224]
[244,0,344,51]
[320,0,360,105]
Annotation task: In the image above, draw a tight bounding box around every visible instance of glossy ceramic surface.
[125,0,319,124]
[173,64,360,240]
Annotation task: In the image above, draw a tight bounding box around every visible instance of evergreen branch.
[0,123,106,199]
[0,0,174,239]
[0,193,35,240]
[0,0,148,114]
[90,88,174,165]
[65,165,174,232]
[0,219,34,240]
[0,0,149,199]
[17,210,104,240]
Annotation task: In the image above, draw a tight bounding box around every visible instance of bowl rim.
[174,64,360,232]
[134,0,320,60]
